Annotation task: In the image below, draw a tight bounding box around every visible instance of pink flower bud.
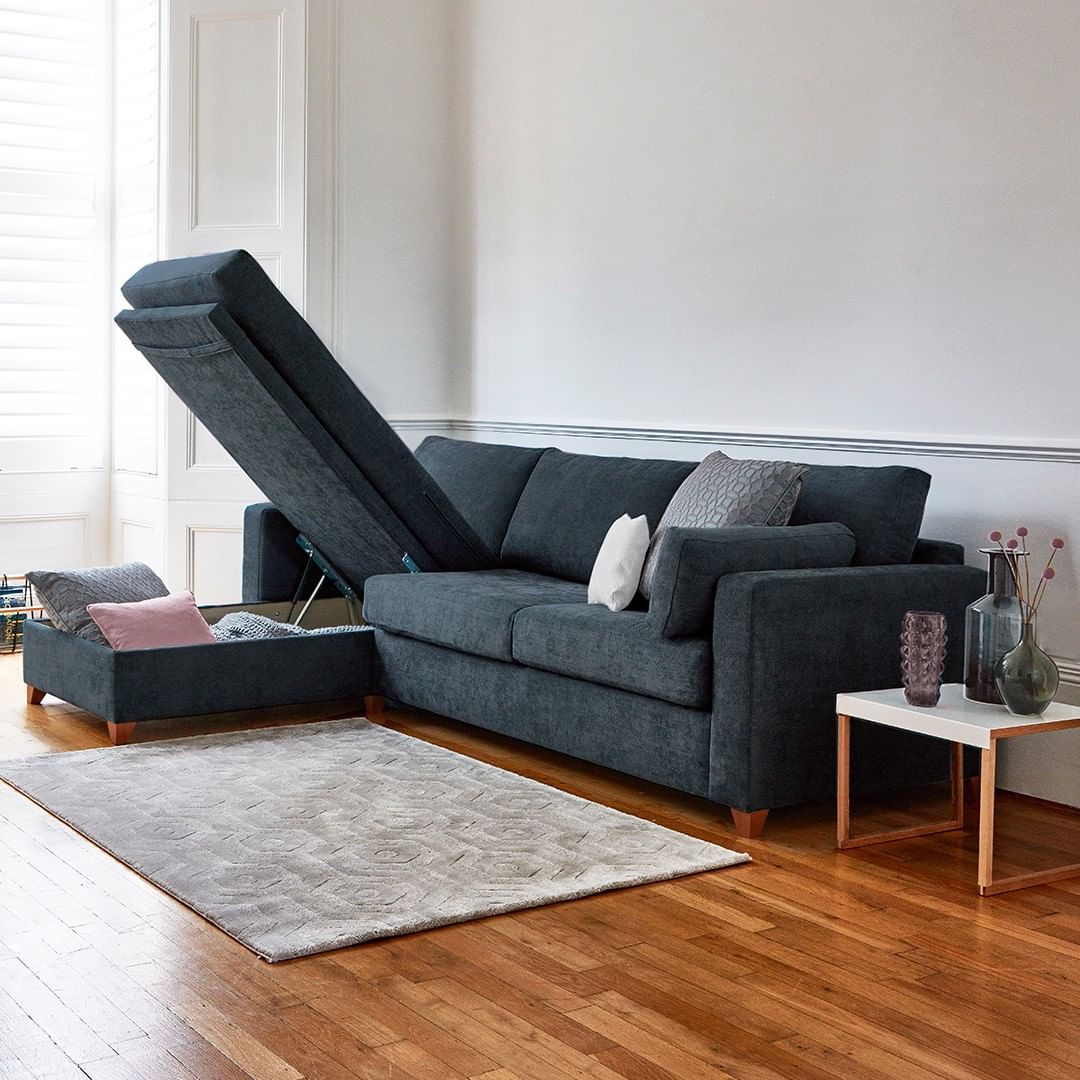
[1052,538,1065,549]
[1006,538,1019,549]
[1016,526,1029,537]
[989,530,1002,542]
[1044,567,1056,580]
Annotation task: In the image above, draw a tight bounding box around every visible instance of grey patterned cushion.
[27,563,169,644]
[639,452,806,597]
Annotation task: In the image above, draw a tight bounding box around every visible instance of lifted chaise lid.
[115,250,497,590]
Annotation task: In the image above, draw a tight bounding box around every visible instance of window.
[112,0,160,474]
[0,1,108,473]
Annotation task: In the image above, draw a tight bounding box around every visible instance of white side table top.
[836,684,1080,749]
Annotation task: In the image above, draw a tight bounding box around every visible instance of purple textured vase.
[900,611,947,707]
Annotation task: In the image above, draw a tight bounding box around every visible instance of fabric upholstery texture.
[22,617,374,725]
[117,303,436,586]
[224,433,980,817]
[647,523,857,638]
[502,449,695,583]
[370,560,983,813]
[789,463,931,565]
[512,604,711,708]
[27,562,169,645]
[376,631,716,796]
[587,514,650,611]
[87,591,217,650]
[912,537,966,565]
[415,436,544,555]
[0,719,747,962]
[363,570,585,662]
[244,503,310,602]
[709,562,985,809]
[118,251,496,583]
[640,452,806,597]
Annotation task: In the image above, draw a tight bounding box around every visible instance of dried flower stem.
[1028,545,1062,618]
[1023,532,1031,617]
[994,534,1063,623]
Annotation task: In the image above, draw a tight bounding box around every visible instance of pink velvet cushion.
[86,591,217,650]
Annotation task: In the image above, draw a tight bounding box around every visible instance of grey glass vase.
[963,549,1023,704]
[994,622,1059,716]
[901,610,947,707]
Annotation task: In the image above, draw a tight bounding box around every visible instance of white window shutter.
[0,1,108,473]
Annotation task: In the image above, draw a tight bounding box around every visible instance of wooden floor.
[3,654,1080,1079]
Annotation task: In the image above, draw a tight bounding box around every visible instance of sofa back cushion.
[788,464,931,565]
[502,449,696,583]
[415,437,544,555]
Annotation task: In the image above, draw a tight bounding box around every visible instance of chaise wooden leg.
[731,808,769,839]
[363,695,385,717]
[107,721,136,746]
[26,685,45,705]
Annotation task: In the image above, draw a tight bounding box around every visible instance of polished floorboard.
[2,652,1080,1079]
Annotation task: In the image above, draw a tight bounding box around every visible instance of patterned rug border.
[0,718,751,961]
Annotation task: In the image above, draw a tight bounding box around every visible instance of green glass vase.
[993,622,1059,716]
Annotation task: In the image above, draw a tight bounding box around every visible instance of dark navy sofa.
[113,250,982,834]
[245,438,984,837]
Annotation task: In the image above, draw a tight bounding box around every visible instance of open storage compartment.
[23,598,375,743]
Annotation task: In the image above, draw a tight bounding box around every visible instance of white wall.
[446,1,1080,804]
[332,0,460,420]
[459,0,1080,441]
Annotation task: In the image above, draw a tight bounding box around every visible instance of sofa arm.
[709,562,985,811]
[242,503,312,602]
[647,523,856,638]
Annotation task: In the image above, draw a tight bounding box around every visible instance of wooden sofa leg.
[107,721,136,746]
[731,808,769,839]
[26,685,45,705]
[364,695,385,717]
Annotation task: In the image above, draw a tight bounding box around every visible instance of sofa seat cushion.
[363,570,585,662]
[512,604,711,709]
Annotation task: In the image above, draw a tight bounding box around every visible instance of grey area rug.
[0,719,749,961]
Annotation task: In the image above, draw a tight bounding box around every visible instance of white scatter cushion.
[588,514,651,612]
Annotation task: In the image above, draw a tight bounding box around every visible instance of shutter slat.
[0,235,97,259]
[0,76,98,107]
[0,347,90,370]
[0,258,95,283]
[0,211,95,238]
